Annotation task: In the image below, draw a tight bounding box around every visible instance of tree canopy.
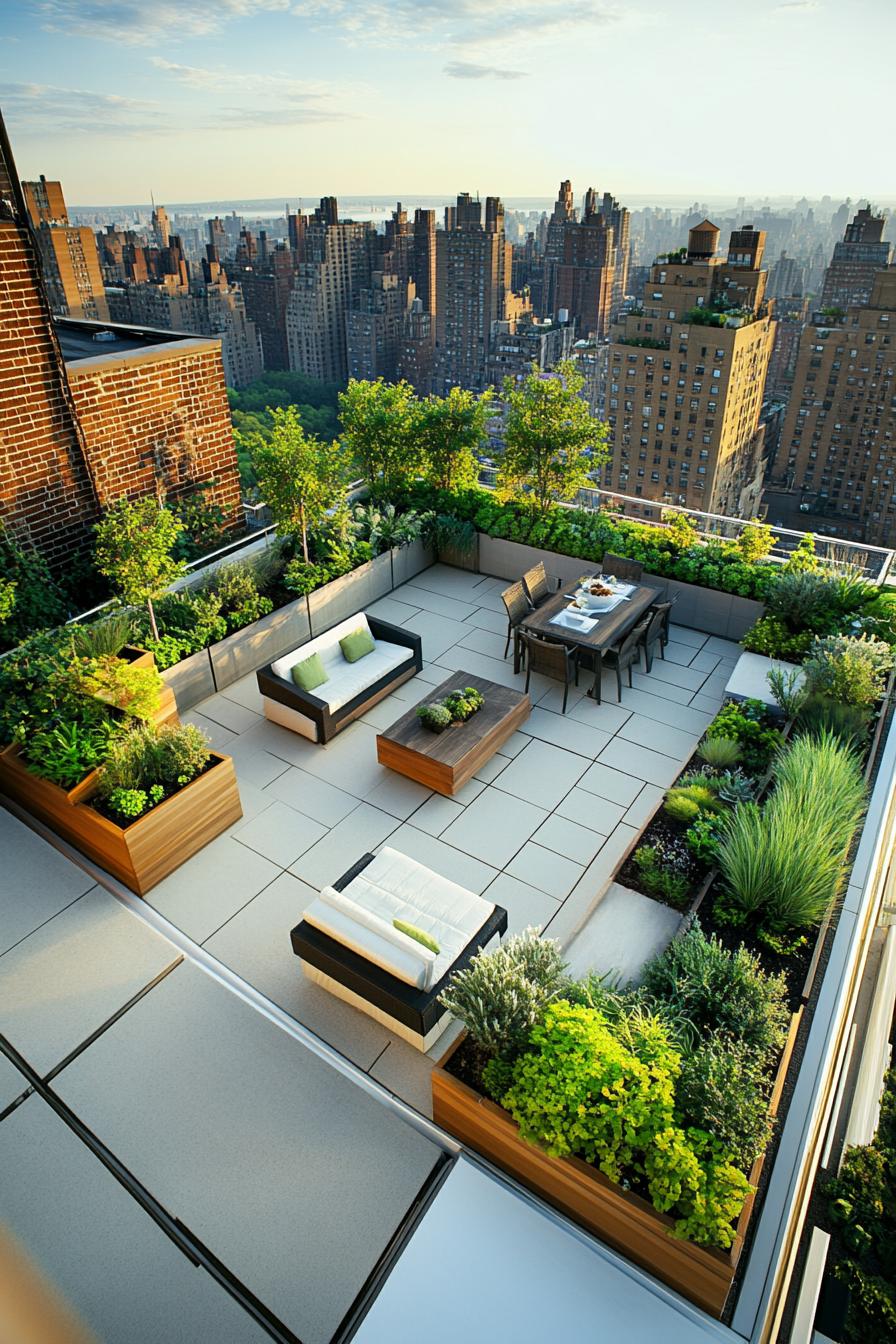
[93,498,186,641]
[418,386,493,492]
[338,378,423,496]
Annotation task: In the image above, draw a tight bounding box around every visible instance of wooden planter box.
[0,745,241,896]
[432,1009,802,1317]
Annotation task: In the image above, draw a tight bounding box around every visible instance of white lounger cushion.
[301,847,495,990]
[270,613,410,713]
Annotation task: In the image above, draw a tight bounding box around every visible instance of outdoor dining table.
[515,580,663,696]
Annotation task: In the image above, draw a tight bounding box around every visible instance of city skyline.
[1,0,894,203]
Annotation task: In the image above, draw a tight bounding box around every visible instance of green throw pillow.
[340,627,375,663]
[291,652,327,692]
[393,919,440,955]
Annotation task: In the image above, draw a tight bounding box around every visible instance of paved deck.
[165,563,736,1114]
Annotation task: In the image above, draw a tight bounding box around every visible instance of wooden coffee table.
[376,672,531,796]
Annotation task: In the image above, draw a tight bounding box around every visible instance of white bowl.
[577,591,616,611]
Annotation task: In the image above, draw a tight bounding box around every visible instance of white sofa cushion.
[304,885,436,989]
[270,613,410,713]
[271,614,375,682]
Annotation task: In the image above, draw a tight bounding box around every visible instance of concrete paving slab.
[630,671,694,705]
[265,764,359,827]
[289,802,400,889]
[400,583,479,622]
[0,887,179,1077]
[410,793,465,837]
[481,872,562,936]
[0,1052,29,1111]
[458,625,508,660]
[219,671,266,715]
[196,692,262,736]
[624,784,666,831]
[663,641,701,667]
[506,841,584,899]
[555,785,625,834]
[181,709,237,752]
[577,760,644,808]
[493,739,588,811]
[232,800,327,869]
[567,697,632,734]
[399,609,469,661]
[405,564,489,600]
[691,692,724,715]
[221,738,291,790]
[668,624,707,648]
[364,769,433,821]
[145,834,281,944]
[461,605,507,635]
[441,788,546,869]
[598,738,685,789]
[564,882,681,985]
[543,823,639,946]
[617,685,713,735]
[533,813,606,867]
[368,1037,437,1118]
[52,962,442,1344]
[296,721,389,798]
[617,714,699,763]
[520,706,611,760]
[366,595,423,624]
[0,810,95,956]
[0,1096,271,1344]
[203,871,391,1071]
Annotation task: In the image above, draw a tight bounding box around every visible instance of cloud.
[37,0,289,44]
[0,81,163,135]
[774,1,819,10]
[444,61,527,80]
[218,106,354,126]
[150,58,329,102]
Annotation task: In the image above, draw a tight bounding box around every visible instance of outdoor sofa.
[256,612,422,744]
[291,847,508,1050]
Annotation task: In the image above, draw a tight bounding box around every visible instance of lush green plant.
[685,813,723,864]
[204,560,274,633]
[169,486,229,562]
[69,610,136,659]
[644,1125,753,1249]
[642,925,789,1060]
[145,590,228,658]
[94,498,186,644]
[243,405,348,563]
[705,699,784,777]
[78,655,162,721]
[0,526,67,649]
[416,702,452,733]
[422,511,478,559]
[715,769,755,805]
[499,1001,680,1181]
[742,615,813,662]
[804,633,893,708]
[676,1036,773,1168]
[25,716,118,790]
[767,664,809,719]
[737,522,775,564]
[442,686,484,722]
[717,731,866,934]
[764,568,842,634]
[697,736,741,769]
[497,362,608,518]
[633,845,691,908]
[664,782,724,824]
[439,927,567,1060]
[418,386,493,491]
[339,377,422,495]
[797,693,872,747]
[352,502,425,553]
[97,721,211,804]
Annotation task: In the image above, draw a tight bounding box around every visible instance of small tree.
[419,387,493,492]
[245,405,347,563]
[338,378,422,496]
[93,498,185,642]
[497,362,609,518]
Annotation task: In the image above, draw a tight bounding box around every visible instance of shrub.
[742,615,813,662]
[697,736,741,769]
[705,699,784,777]
[205,560,274,633]
[764,569,842,634]
[767,664,809,719]
[147,590,228,654]
[676,1036,773,1168]
[69,610,137,659]
[797,693,872,747]
[664,782,723,822]
[78,655,163,721]
[644,1126,753,1249]
[499,1001,680,1181]
[352,502,425,552]
[633,844,691,908]
[717,732,866,934]
[642,925,789,1060]
[685,813,722,864]
[804,633,893,708]
[97,721,211,806]
[93,498,186,643]
[439,927,567,1060]
[0,526,67,648]
[737,522,774,564]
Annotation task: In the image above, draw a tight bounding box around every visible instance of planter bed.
[433,1008,802,1318]
[0,744,241,896]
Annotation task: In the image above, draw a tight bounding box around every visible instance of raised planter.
[391,539,433,587]
[161,647,216,713]
[307,551,393,637]
[0,744,241,896]
[209,596,311,692]
[432,1009,802,1318]
[477,534,765,639]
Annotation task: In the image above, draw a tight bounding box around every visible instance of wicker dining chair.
[601,553,644,584]
[501,580,531,661]
[641,601,675,672]
[521,561,559,609]
[602,617,651,702]
[521,632,579,714]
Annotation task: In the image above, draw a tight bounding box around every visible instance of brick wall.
[0,219,100,564]
[66,339,242,523]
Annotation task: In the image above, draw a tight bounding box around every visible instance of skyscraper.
[432,192,517,394]
[286,199,374,382]
[766,267,896,547]
[541,182,624,338]
[21,173,109,322]
[236,243,296,371]
[412,208,436,314]
[598,192,631,318]
[595,222,776,516]
[820,206,892,310]
[346,272,414,382]
[542,180,575,318]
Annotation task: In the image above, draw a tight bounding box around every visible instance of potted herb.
[416,702,453,734]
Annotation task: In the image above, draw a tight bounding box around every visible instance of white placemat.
[550,609,599,634]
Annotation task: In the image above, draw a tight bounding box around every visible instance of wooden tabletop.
[518,582,662,657]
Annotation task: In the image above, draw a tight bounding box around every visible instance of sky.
[0,0,893,207]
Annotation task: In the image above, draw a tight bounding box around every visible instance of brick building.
[594,221,776,516]
[766,268,896,547]
[0,115,241,569]
[820,206,892,311]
